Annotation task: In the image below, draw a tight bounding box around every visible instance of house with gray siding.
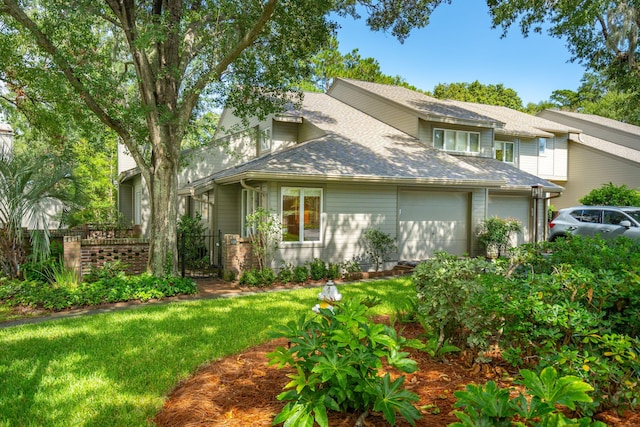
[536,109,640,209]
[116,79,570,270]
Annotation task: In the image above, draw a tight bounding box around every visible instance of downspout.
[241,179,267,194]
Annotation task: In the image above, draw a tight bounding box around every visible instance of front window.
[281,187,322,243]
[434,129,480,153]
[495,141,514,163]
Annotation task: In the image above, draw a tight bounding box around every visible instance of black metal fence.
[178,229,223,278]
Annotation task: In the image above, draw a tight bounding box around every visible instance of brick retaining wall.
[64,236,149,280]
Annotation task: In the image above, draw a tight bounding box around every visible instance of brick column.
[64,235,82,282]
[224,234,257,275]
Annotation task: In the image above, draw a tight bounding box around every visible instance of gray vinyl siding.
[215,184,241,236]
[329,83,419,137]
[553,143,640,209]
[269,182,397,269]
[538,110,640,150]
[298,120,325,143]
[537,136,555,177]
[272,121,299,152]
[518,138,540,176]
[118,184,134,225]
[552,134,569,179]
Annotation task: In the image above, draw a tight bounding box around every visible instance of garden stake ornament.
[312,280,342,313]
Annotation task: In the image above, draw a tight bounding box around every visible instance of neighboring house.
[537,109,640,209]
[0,122,12,156]
[119,78,576,269]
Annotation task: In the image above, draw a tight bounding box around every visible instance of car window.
[603,210,628,225]
[625,210,640,224]
[570,209,601,223]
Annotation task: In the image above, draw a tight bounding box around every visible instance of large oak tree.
[487,0,640,100]
[0,0,444,276]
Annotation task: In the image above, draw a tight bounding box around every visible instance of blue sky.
[334,2,587,105]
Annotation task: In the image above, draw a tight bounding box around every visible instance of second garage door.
[398,190,469,260]
[488,194,531,246]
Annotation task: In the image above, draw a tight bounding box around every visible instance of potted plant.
[477,217,522,258]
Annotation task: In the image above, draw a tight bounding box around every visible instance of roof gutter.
[215,171,506,188]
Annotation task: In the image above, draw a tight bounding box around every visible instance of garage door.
[488,195,531,245]
[398,190,469,260]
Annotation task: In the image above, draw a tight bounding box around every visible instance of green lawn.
[0,278,414,427]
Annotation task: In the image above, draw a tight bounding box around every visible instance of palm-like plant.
[0,151,78,278]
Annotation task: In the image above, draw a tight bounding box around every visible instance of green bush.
[416,237,640,413]
[267,297,423,426]
[307,258,328,280]
[238,268,276,287]
[451,366,604,426]
[276,261,294,283]
[476,216,522,257]
[0,274,197,311]
[413,252,500,352]
[363,228,397,271]
[579,182,640,206]
[292,265,309,283]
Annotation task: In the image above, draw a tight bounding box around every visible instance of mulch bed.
[153,318,640,426]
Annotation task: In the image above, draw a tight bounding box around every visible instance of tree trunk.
[146,139,180,277]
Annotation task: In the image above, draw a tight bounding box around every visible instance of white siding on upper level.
[117,143,138,175]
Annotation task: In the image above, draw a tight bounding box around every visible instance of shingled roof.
[334,78,579,138]
[183,91,561,194]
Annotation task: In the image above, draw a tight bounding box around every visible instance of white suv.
[548,206,640,241]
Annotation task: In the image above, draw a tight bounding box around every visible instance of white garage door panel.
[488,195,530,245]
[399,191,468,260]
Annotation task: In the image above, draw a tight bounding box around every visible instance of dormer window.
[260,128,272,153]
[433,129,480,154]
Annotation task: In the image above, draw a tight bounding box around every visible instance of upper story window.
[260,128,272,153]
[538,138,547,156]
[281,187,322,243]
[495,141,514,163]
[433,129,480,154]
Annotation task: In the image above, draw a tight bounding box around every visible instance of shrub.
[579,182,640,206]
[413,252,500,353]
[476,216,522,257]
[267,297,423,426]
[417,238,640,413]
[238,268,276,287]
[276,261,294,283]
[363,228,397,271]
[292,265,309,283]
[307,258,327,280]
[451,366,604,426]
[0,274,197,310]
[326,262,341,280]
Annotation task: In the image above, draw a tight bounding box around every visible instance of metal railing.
[178,229,222,278]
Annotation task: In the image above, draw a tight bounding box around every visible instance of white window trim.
[495,140,515,163]
[280,187,323,244]
[433,128,481,154]
[260,128,272,153]
[538,138,547,157]
[241,189,260,237]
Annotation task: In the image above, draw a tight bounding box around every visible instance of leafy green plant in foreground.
[451,366,605,426]
[267,297,423,426]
